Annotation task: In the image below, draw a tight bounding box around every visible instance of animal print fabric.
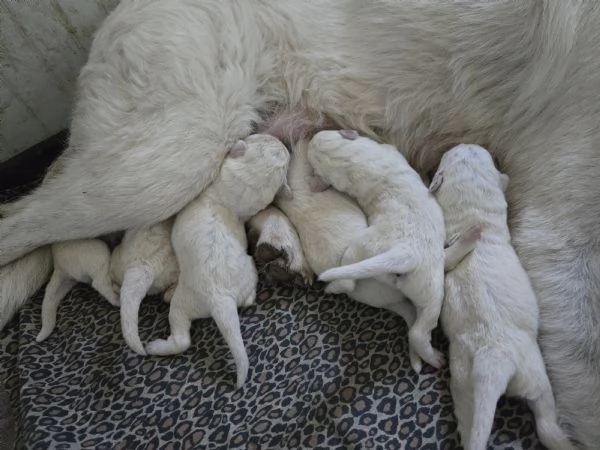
[0,273,544,450]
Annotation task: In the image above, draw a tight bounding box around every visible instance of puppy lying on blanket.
[145,134,290,389]
[430,144,574,450]
[110,219,179,355]
[309,130,446,373]
[276,137,416,326]
[36,239,119,342]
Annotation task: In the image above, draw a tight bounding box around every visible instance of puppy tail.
[211,296,249,389]
[120,266,155,355]
[319,244,418,281]
[468,349,515,450]
[0,246,53,331]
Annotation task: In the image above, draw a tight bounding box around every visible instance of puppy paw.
[325,279,355,295]
[145,339,170,355]
[254,242,285,264]
[309,175,331,192]
[243,293,256,307]
[409,348,423,374]
[163,285,176,304]
[425,349,446,369]
[462,224,482,243]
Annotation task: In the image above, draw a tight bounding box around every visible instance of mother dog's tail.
[0,246,53,331]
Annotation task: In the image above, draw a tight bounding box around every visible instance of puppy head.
[220,134,291,218]
[430,144,509,195]
[307,130,396,195]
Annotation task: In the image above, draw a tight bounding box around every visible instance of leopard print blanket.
[0,274,543,449]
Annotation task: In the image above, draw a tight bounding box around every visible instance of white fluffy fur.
[432,144,574,450]
[110,219,179,355]
[145,134,290,389]
[311,131,446,373]
[0,1,599,444]
[36,239,119,342]
[276,138,416,325]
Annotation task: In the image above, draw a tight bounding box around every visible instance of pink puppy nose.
[338,129,359,140]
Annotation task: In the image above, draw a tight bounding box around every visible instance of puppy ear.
[338,129,359,140]
[429,171,444,194]
[277,181,294,200]
[309,175,331,192]
[228,140,248,158]
[499,173,509,192]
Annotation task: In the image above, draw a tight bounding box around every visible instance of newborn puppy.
[36,239,119,342]
[145,134,290,389]
[430,144,574,450]
[309,130,446,372]
[276,138,416,325]
[110,219,179,355]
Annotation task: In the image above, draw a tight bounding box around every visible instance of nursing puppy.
[36,239,119,342]
[310,130,446,372]
[110,219,179,355]
[145,134,290,389]
[430,144,574,450]
[276,138,416,325]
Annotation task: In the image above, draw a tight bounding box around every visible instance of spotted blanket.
[0,272,544,449]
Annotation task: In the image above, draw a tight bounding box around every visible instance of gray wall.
[0,0,120,162]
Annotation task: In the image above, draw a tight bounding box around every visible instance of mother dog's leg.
[505,141,600,449]
[0,107,247,266]
[0,0,270,265]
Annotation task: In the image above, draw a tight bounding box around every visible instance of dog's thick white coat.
[0,1,598,444]
[432,144,574,450]
[311,131,446,373]
[276,138,416,325]
[110,219,179,355]
[36,239,119,342]
[145,134,289,389]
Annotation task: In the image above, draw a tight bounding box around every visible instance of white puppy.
[110,219,179,355]
[430,144,574,450]
[36,239,119,342]
[145,134,290,389]
[309,130,446,372]
[276,138,416,325]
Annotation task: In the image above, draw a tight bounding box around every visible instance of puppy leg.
[325,242,362,294]
[243,292,256,307]
[248,206,313,284]
[145,303,192,356]
[444,225,482,272]
[36,270,76,342]
[163,285,176,304]
[516,350,575,450]
[407,302,445,372]
[91,270,120,307]
[384,300,417,328]
[211,296,250,389]
[120,267,156,355]
[0,101,255,266]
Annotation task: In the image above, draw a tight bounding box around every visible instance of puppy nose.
[339,129,359,140]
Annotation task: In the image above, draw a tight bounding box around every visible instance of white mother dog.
[0,1,598,445]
